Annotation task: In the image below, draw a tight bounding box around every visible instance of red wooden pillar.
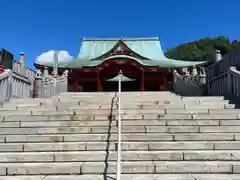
[97,71,102,91]
[80,81,84,92]
[140,70,145,91]
[163,77,167,90]
[74,78,79,92]
[158,77,162,91]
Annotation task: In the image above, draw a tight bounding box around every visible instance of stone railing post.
[35,69,43,98]
[199,75,206,86]
[6,71,13,100]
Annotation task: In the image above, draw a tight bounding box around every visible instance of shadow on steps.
[103,92,117,180]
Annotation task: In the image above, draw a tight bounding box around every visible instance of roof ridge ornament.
[115,45,123,53]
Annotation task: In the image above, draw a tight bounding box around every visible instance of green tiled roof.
[76,37,166,61]
[35,37,207,68]
[60,55,206,68]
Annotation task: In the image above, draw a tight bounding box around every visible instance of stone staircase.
[0,91,240,179]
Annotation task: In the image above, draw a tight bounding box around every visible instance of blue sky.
[1,0,240,68]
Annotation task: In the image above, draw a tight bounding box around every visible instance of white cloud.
[36,50,73,65]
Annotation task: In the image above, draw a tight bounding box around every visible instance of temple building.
[34,37,206,92]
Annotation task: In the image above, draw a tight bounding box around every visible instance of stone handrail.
[0,51,68,102]
[0,69,33,103]
[0,70,12,102]
[208,66,240,97]
[13,61,35,81]
[34,51,68,98]
[207,49,240,81]
[40,75,68,98]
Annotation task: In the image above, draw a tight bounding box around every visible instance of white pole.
[53,51,58,77]
[116,70,122,180]
[53,51,58,95]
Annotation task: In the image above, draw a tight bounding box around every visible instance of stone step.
[6,94,225,103]
[1,133,236,143]
[3,114,240,123]
[0,99,234,107]
[166,109,240,114]
[193,113,239,120]
[57,95,225,101]
[2,174,240,180]
[1,150,240,163]
[0,161,238,175]
[1,101,233,111]
[2,141,240,152]
[58,98,228,104]
[16,105,235,114]
[0,110,76,116]
[72,103,232,110]
[5,108,238,116]
[0,119,223,127]
[1,115,113,121]
[60,94,172,98]
[58,97,179,102]
[59,91,174,95]
[4,141,216,152]
[2,110,240,118]
[0,126,197,134]
[54,96,229,105]
[8,98,53,103]
[209,109,240,114]
[182,96,225,100]
[57,98,229,103]
[2,125,240,135]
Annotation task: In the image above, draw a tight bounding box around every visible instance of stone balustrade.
[12,61,35,81]
[0,52,35,103]
[0,68,33,103]
[35,67,68,98]
[207,49,240,81]
[208,66,240,98]
[0,70,11,102]
[207,49,240,99]
[173,66,206,96]
[0,50,69,102]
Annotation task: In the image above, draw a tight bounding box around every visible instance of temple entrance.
[72,59,171,92]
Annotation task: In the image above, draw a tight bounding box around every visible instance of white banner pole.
[116,70,122,180]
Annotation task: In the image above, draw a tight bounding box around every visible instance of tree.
[165,36,240,66]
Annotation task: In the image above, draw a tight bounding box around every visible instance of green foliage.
[165,36,240,65]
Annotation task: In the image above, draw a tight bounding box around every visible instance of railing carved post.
[227,67,233,96]
[6,71,13,100]
[35,69,43,98]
